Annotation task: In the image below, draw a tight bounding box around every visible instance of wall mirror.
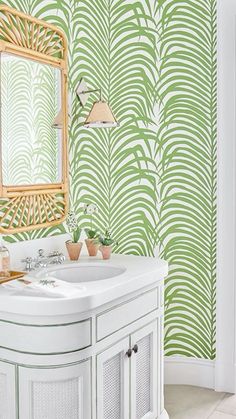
[0,5,68,233]
[1,53,62,186]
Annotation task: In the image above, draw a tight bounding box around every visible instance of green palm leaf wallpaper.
[157,0,217,360]
[0,0,217,360]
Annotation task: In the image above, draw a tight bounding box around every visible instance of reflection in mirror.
[0,53,62,186]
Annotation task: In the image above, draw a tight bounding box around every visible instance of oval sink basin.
[36,264,126,283]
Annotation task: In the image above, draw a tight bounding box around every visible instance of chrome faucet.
[35,249,66,268]
[21,249,65,272]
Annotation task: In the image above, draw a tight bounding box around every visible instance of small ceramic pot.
[66,241,83,261]
[85,239,99,256]
[100,245,112,260]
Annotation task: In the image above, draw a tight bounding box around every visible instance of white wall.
[216,0,236,393]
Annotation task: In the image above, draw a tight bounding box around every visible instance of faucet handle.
[48,251,65,264]
[48,250,60,257]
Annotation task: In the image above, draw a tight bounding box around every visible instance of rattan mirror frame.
[0,5,68,234]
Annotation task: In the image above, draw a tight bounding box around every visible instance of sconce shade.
[52,109,63,129]
[84,100,118,128]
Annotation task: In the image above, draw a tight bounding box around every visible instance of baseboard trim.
[215,360,236,393]
[164,357,215,389]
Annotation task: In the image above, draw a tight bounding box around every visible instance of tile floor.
[165,385,236,419]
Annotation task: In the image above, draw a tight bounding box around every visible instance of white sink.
[35,264,126,283]
[0,255,168,315]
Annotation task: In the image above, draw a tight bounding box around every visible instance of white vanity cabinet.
[0,286,166,419]
[97,322,158,419]
[0,255,168,419]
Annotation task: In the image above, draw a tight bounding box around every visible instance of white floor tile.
[217,394,236,416]
[208,412,236,419]
[165,385,225,419]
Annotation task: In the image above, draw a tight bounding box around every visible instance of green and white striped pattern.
[1,0,217,360]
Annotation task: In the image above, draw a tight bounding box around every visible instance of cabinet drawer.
[97,289,158,341]
[0,318,91,354]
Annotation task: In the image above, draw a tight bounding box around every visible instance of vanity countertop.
[0,254,168,317]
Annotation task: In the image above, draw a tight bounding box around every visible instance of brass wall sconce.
[76,78,119,128]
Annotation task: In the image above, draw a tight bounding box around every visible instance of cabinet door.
[19,360,91,419]
[0,361,16,419]
[130,322,158,419]
[97,337,130,419]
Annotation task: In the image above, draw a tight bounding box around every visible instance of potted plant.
[85,228,100,256]
[65,212,83,260]
[99,230,117,260]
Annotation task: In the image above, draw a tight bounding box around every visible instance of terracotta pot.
[85,239,99,256]
[66,241,83,261]
[100,245,112,260]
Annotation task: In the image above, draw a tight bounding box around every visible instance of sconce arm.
[76,79,102,106]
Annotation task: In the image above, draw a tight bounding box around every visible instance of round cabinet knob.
[132,344,138,354]
[126,348,132,358]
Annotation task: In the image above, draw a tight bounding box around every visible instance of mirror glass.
[0,53,62,186]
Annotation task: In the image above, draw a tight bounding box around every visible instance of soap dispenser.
[0,236,10,279]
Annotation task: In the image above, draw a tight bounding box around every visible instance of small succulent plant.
[85,228,99,241]
[66,211,82,243]
[99,229,117,247]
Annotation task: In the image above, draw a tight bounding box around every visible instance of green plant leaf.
[72,227,81,243]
